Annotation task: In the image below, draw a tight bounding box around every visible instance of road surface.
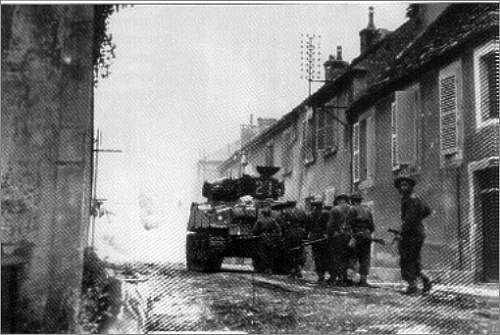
[125,263,498,334]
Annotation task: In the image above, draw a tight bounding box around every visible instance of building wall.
[1,5,94,332]
[357,41,499,282]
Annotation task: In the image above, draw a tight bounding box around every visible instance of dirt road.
[138,263,498,334]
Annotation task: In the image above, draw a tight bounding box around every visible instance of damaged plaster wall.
[1,5,94,332]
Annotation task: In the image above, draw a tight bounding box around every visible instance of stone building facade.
[218,4,499,283]
[348,3,499,283]
[2,5,95,332]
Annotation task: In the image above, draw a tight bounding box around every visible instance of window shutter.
[395,87,418,165]
[391,102,399,170]
[353,122,360,182]
[325,112,336,149]
[481,51,499,119]
[303,109,316,164]
[439,75,458,155]
[281,129,293,174]
[317,109,325,150]
[366,114,376,178]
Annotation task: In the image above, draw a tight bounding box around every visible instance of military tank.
[186,166,285,272]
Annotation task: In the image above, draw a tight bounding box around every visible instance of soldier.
[326,194,352,286]
[347,193,375,287]
[306,196,330,283]
[275,201,306,279]
[252,206,282,274]
[394,176,433,295]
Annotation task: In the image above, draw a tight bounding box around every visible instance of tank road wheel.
[186,233,223,272]
[186,233,204,271]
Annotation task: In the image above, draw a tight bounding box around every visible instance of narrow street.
[127,263,499,334]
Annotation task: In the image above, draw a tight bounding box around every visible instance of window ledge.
[358,177,374,191]
[476,118,499,131]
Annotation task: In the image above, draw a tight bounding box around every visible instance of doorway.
[475,166,499,282]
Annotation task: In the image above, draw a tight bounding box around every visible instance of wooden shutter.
[482,51,499,119]
[395,86,418,165]
[353,122,360,182]
[317,109,325,150]
[366,114,376,178]
[281,129,292,174]
[391,102,398,170]
[325,111,336,149]
[439,75,458,155]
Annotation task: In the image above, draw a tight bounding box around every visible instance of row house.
[219,6,424,209]
[217,3,498,283]
[348,3,499,283]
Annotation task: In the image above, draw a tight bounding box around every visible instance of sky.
[93,2,409,263]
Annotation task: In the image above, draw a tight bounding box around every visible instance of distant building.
[193,141,241,202]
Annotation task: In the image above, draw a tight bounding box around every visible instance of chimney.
[240,124,257,147]
[323,45,349,82]
[359,6,380,54]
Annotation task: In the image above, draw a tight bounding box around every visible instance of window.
[317,108,326,150]
[325,111,337,150]
[303,107,316,164]
[281,128,294,175]
[392,85,419,168]
[265,143,274,166]
[353,122,360,182]
[354,111,376,184]
[474,40,499,128]
[391,102,398,170]
[316,109,338,155]
[439,75,458,155]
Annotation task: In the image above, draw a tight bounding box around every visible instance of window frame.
[473,39,499,130]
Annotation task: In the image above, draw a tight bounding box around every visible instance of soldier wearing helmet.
[327,193,353,286]
[394,175,433,295]
[346,192,375,287]
[252,205,282,274]
[306,195,330,282]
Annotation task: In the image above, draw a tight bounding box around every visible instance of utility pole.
[90,128,122,248]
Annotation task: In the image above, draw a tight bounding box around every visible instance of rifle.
[288,237,327,251]
[349,232,386,247]
[388,229,401,245]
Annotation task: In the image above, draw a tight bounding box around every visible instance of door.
[1,265,19,333]
[477,167,499,282]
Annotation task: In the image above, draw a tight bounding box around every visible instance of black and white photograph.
[1,1,499,333]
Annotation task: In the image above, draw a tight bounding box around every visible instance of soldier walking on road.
[326,194,352,286]
[394,176,433,295]
[347,193,375,287]
[306,196,330,283]
[252,206,282,274]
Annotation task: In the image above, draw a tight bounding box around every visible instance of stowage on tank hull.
[187,166,287,273]
[185,201,261,272]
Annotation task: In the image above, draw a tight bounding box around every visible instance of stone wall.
[1,5,94,332]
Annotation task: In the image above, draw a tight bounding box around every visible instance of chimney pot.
[368,6,375,29]
[336,46,342,61]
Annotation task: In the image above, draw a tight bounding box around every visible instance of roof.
[348,3,499,115]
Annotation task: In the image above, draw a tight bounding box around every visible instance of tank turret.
[186,166,287,273]
[202,166,284,202]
